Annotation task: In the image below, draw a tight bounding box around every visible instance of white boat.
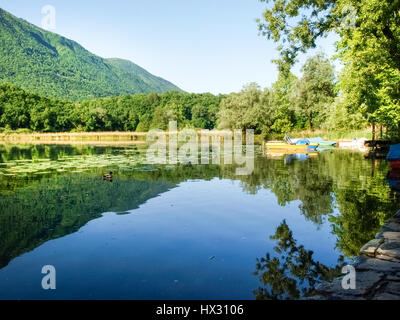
[337,138,368,152]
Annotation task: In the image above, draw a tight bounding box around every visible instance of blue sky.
[0,0,340,94]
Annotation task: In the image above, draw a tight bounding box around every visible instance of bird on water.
[103,171,113,181]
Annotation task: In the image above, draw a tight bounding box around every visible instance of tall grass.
[287,128,373,140]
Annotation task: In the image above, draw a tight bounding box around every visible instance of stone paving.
[310,210,400,300]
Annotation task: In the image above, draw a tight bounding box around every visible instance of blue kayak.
[387,144,400,161]
[308,137,337,146]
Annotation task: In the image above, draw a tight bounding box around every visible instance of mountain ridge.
[0,7,182,101]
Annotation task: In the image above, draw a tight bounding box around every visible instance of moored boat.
[266,149,317,155]
[387,168,400,191]
[266,142,318,151]
[387,144,400,169]
[337,138,368,149]
[266,136,319,151]
[307,137,337,147]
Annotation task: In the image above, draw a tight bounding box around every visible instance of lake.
[0,143,398,299]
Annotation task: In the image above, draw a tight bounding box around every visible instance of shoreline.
[0,130,258,145]
[0,131,149,145]
[310,210,400,300]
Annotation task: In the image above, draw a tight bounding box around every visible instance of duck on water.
[103,171,113,181]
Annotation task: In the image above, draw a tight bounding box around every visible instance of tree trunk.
[372,123,376,142]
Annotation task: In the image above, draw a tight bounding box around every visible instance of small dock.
[0,132,148,145]
[364,140,392,150]
[363,140,391,159]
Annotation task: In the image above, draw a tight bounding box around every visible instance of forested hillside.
[0,53,363,136]
[0,8,181,101]
[0,83,224,132]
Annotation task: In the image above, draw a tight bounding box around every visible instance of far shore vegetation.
[1,1,400,143]
[0,128,373,142]
[0,52,396,142]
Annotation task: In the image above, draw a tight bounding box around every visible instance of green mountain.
[0,8,182,101]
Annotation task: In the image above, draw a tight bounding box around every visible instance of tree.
[291,53,336,130]
[337,1,400,137]
[254,220,344,300]
[0,83,224,133]
[270,72,297,134]
[322,95,367,131]
[217,83,273,134]
[258,0,400,137]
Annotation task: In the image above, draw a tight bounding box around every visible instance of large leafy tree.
[217,83,273,134]
[258,0,400,136]
[291,53,336,129]
[270,72,297,133]
[337,1,400,136]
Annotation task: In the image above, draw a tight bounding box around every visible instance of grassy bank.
[0,131,148,145]
[0,128,376,145]
[286,128,373,141]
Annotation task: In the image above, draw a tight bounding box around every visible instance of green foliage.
[291,53,336,129]
[258,0,400,138]
[238,148,399,256]
[0,83,75,131]
[254,220,345,300]
[217,83,273,134]
[257,0,338,72]
[0,8,181,102]
[217,56,336,139]
[0,83,224,132]
[336,1,400,135]
[0,3,354,138]
[0,2,368,139]
[0,146,397,269]
[0,51,351,137]
[322,95,367,131]
[270,72,297,134]
[0,170,174,268]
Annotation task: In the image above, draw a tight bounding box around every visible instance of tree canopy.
[258,0,400,138]
[0,52,337,138]
[291,53,336,129]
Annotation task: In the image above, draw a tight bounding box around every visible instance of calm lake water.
[0,144,398,299]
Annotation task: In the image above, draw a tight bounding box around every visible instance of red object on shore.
[389,160,400,169]
[388,169,400,179]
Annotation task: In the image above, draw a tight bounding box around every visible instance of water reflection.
[284,153,316,164]
[0,171,175,268]
[387,169,400,192]
[0,145,399,298]
[254,220,345,300]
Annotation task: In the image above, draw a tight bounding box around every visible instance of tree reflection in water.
[1,145,399,289]
[254,220,345,300]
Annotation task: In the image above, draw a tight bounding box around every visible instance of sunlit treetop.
[257,0,400,72]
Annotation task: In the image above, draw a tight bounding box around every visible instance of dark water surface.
[0,144,398,299]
